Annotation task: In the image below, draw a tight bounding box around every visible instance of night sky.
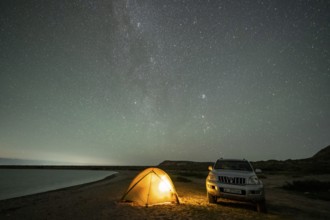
[1,0,329,165]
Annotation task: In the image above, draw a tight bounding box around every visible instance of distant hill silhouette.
[312,145,330,160]
[158,145,330,174]
[158,160,213,171]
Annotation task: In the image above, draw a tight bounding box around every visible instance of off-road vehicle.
[206,159,266,212]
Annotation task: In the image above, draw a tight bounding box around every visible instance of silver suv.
[206,159,266,212]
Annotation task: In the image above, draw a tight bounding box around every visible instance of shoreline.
[0,169,119,201]
[0,170,138,219]
[1,171,330,219]
[0,173,118,202]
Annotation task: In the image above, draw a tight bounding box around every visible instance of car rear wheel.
[207,192,217,204]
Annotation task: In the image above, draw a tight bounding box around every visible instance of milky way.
[0,0,329,165]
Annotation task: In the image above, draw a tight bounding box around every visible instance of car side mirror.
[208,166,213,171]
[255,168,262,173]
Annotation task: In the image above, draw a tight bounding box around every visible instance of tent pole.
[121,170,153,201]
[146,172,153,207]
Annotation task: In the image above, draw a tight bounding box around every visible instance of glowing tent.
[121,167,180,207]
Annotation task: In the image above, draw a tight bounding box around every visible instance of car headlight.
[247,175,260,185]
[207,173,217,181]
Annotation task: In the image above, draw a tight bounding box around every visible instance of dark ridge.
[158,145,330,174]
[312,145,330,161]
[158,160,213,171]
[1,145,329,173]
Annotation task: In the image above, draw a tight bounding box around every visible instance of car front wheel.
[207,192,217,204]
[256,200,267,213]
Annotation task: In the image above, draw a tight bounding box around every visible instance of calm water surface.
[0,169,116,200]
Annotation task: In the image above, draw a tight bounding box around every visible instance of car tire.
[256,200,267,213]
[207,192,217,204]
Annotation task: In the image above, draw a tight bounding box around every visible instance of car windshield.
[214,160,252,171]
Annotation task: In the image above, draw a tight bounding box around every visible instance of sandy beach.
[0,170,329,220]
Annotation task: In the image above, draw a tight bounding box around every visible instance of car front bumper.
[206,180,265,202]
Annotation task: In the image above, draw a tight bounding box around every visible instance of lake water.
[0,169,117,200]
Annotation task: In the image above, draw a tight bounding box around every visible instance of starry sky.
[1,0,329,165]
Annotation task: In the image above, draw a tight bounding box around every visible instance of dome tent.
[121,167,180,207]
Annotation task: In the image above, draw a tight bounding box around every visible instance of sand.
[0,170,329,220]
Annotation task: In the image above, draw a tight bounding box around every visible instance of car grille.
[218,176,246,185]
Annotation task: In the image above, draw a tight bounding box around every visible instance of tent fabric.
[121,167,180,206]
